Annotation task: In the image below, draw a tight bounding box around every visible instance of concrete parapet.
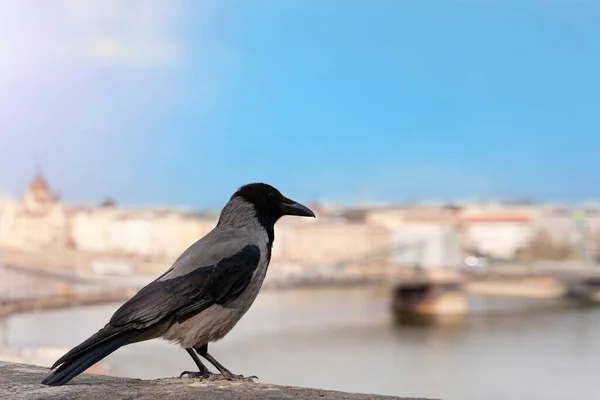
[0,361,436,400]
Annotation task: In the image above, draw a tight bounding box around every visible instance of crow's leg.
[195,344,258,381]
[179,348,219,379]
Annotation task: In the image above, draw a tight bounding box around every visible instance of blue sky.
[1,1,599,207]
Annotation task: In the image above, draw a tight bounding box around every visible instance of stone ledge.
[0,361,436,400]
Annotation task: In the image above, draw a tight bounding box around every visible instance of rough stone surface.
[0,361,436,400]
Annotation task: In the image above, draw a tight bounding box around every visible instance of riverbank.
[0,361,432,400]
[0,290,135,318]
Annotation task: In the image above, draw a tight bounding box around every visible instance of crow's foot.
[220,373,258,382]
[194,345,258,383]
[179,371,218,380]
[179,371,257,382]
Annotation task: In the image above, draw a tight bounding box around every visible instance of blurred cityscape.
[2,2,600,399]
[1,169,599,279]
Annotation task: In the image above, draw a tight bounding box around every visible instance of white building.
[0,172,68,248]
[392,225,464,268]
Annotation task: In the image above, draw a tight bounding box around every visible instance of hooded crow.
[41,183,315,386]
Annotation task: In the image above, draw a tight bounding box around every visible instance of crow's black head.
[232,182,315,222]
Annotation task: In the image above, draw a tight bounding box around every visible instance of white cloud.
[0,0,183,75]
[64,0,183,67]
[86,34,180,66]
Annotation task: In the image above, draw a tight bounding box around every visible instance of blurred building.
[533,206,600,261]
[272,219,392,267]
[362,205,460,229]
[532,206,575,244]
[341,205,464,268]
[69,207,217,260]
[457,203,542,259]
[0,173,218,261]
[391,225,464,268]
[0,171,68,248]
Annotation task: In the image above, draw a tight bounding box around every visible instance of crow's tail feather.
[41,330,138,386]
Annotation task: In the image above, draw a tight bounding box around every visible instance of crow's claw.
[179,371,218,380]
[221,373,258,382]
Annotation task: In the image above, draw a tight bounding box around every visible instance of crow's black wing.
[109,244,261,327]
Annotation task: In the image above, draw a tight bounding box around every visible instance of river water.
[2,286,600,400]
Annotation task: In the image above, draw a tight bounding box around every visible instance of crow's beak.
[280,198,316,218]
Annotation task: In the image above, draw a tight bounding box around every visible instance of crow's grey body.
[160,198,271,347]
[42,183,314,386]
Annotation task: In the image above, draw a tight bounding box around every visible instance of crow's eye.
[268,192,275,199]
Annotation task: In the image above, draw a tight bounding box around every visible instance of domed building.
[0,170,68,249]
[23,171,60,211]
